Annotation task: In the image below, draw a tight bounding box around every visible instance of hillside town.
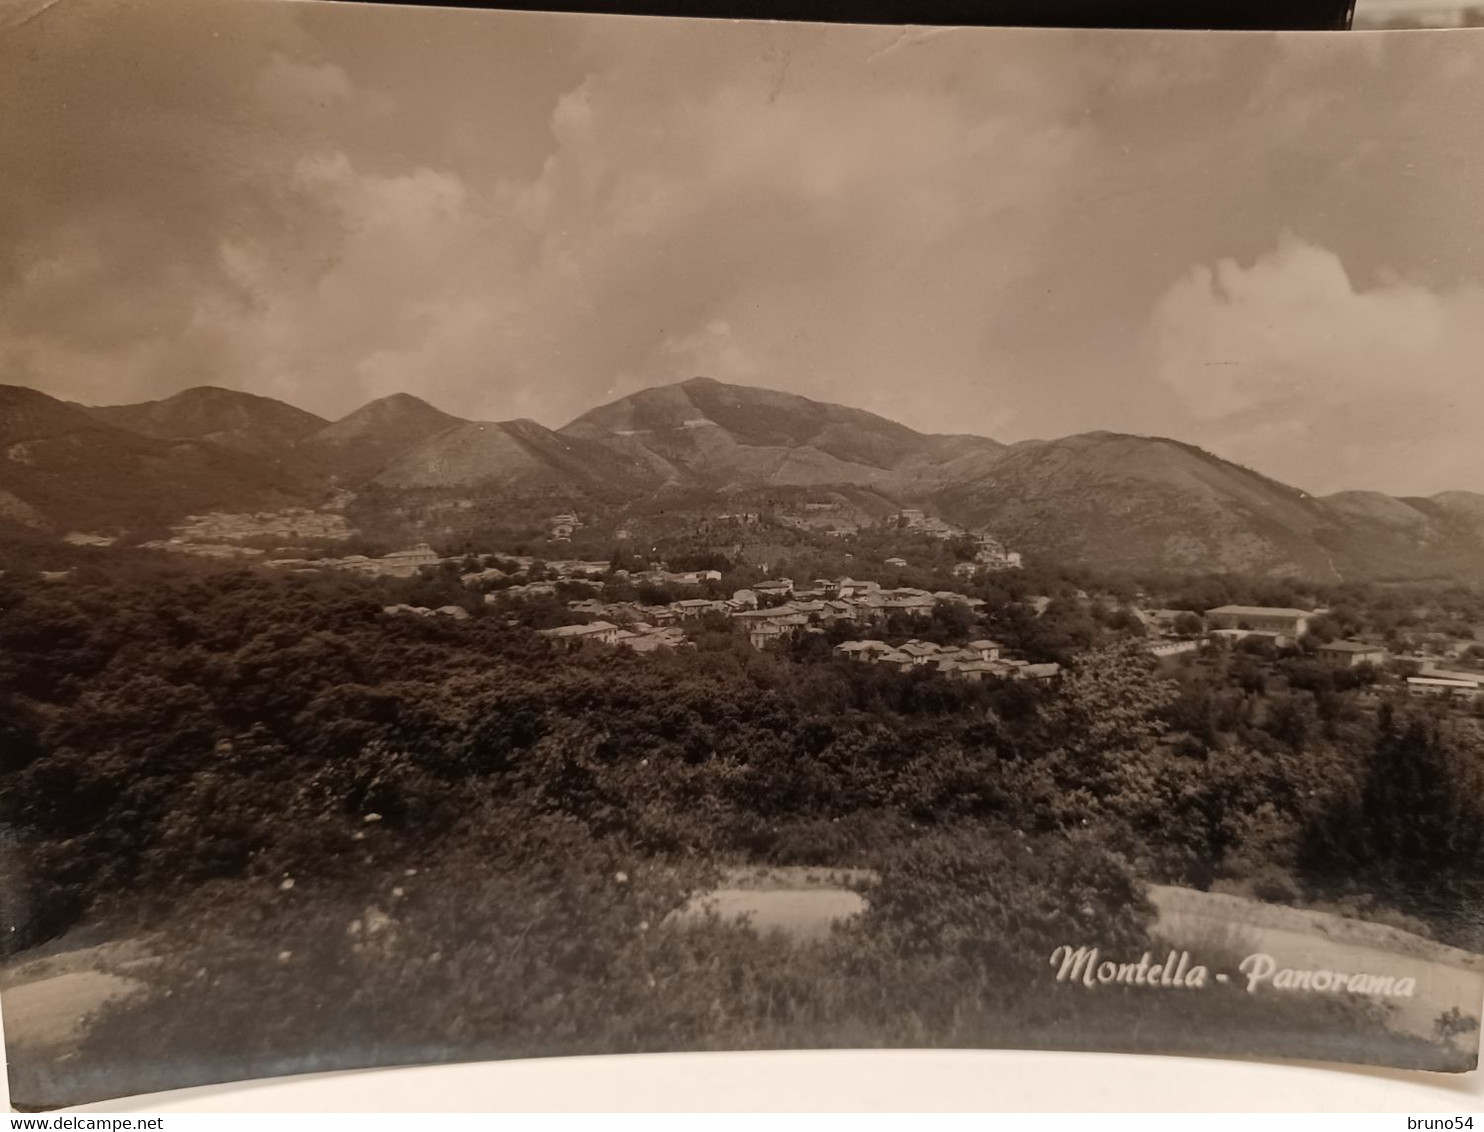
[337,541,1484,699]
[76,497,1479,702]
[11,8,1484,1105]
[537,574,1069,681]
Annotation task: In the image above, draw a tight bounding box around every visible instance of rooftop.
[1206,605,1314,618]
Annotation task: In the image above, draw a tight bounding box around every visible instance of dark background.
[327,0,1357,30]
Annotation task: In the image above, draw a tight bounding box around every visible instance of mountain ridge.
[6,378,1483,581]
[560,375,1006,492]
[0,385,311,533]
[85,386,328,459]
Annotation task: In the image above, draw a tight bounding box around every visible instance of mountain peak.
[97,384,312,412]
[299,392,465,481]
[84,385,327,455]
[360,392,444,412]
[561,377,981,490]
[154,384,264,402]
[314,393,461,436]
[0,384,307,531]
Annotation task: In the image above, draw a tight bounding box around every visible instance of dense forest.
[2,553,1482,1102]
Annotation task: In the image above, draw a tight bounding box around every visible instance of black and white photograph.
[2,0,1484,1110]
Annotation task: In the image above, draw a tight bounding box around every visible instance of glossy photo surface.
[1,0,1482,1109]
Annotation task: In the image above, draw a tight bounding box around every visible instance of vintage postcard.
[1,0,1482,1110]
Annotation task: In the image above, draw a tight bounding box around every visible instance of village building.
[884,593,936,617]
[461,566,511,586]
[747,623,789,649]
[504,582,559,597]
[973,535,1023,569]
[672,598,724,619]
[1018,663,1062,682]
[538,620,622,645]
[664,569,723,585]
[381,603,470,620]
[954,660,1002,682]
[898,641,943,665]
[1315,640,1388,668]
[1205,605,1314,637]
[834,640,894,662]
[933,591,987,610]
[744,612,808,648]
[829,636,1034,682]
[1209,628,1295,648]
[731,605,803,628]
[547,560,611,579]
[616,626,689,653]
[964,639,1002,661]
[377,543,441,577]
[1415,664,1484,684]
[1407,675,1481,700]
[1147,638,1202,659]
[753,578,795,598]
[820,600,856,622]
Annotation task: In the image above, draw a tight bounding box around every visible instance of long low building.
[1205,605,1315,636]
[1407,675,1481,699]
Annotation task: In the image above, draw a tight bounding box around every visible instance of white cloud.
[191,151,498,412]
[1152,235,1484,494]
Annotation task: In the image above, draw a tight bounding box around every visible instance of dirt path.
[0,939,149,1052]
[1149,886,1484,1040]
[674,871,1484,1042]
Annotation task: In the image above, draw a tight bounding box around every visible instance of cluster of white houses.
[833,637,1059,683]
[345,556,1481,699]
[532,576,1004,656]
[270,542,444,579]
[381,602,471,621]
[534,620,688,653]
[890,513,1024,572]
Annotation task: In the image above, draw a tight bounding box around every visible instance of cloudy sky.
[2,1,1482,496]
